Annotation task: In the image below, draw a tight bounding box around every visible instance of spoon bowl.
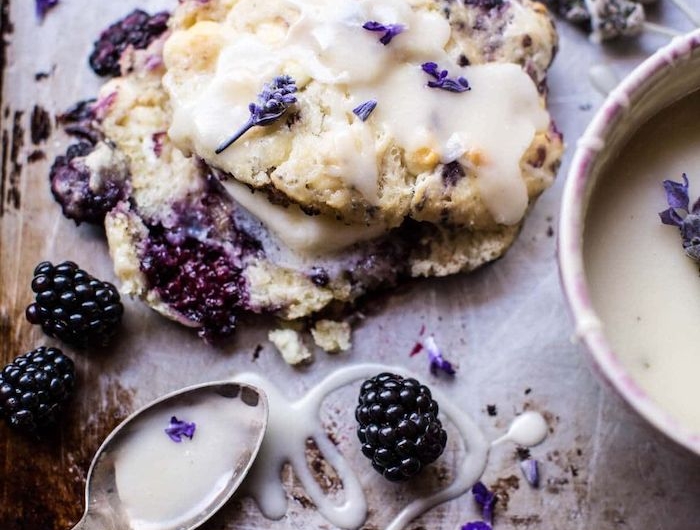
[71,381,268,530]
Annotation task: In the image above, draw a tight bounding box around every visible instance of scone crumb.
[268,328,313,365]
[311,320,351,353]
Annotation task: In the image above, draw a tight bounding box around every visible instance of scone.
[51,0,563,346]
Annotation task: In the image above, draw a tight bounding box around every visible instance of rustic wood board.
[2,1,700,529]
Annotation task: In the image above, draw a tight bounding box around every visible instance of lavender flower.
[461,523,492,530]
[520,458,540,488]
[362,21,405,45]
[36,0,59,21]
[216,75,297,154]
[421,62,471,93]
[659,174,700,261]
[472,481,497,524]
[165,416,196,442]
[352,100,377,121]
[425,335,456,376]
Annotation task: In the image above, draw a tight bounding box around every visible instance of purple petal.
[425,335,456,376]
[362,21,387,32]
[663,174,690,210]
[472,481,497,524]
[363,21,405,45]
[422,62,471,93]
[352,100,378,121]
[421,62,440,78]
[165,416,196,442]
[659,208,684,228]
[461,523,492,530]
[36,0,59,20]
[519,458,540,488]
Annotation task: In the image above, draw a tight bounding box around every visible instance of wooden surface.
[2,1,700,530]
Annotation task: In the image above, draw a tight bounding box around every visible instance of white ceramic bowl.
[559,29,700,455]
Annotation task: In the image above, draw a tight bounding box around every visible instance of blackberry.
[356,373,448,481]
[141,225,248,343]
[0,347,75,434]
[89,9,170,77]
[49,141,129,225]
[26,261,124,348]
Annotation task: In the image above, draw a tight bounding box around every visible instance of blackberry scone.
[52,0,563,348]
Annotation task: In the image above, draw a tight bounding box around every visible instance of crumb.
[268,328,313,365]
[486,404,498,417]
[252,343,263,361]
[27,149,45,163]
[515,447,531,461]
[546,225,554,237]
[311,320,351,353]
[524,387,532,395]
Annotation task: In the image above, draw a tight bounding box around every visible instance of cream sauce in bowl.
[559,29,700,454]
[584,90,700,435]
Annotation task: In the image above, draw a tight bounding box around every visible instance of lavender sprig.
[165,416,196,442]
[36,0,59,21]
[659,173,700,261]
[425,335,456,376]
[421,62,470,93]
[216,75,297,154]
[520,458,540,488]
[352,100,377,121]
[362,21,405,45]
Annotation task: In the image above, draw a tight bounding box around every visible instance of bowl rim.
[558,28,700,456]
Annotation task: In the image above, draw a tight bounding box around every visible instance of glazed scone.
[52,0,563,348]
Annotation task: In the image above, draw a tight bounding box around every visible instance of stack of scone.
[68,0,562,355]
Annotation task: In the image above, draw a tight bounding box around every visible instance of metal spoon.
[70,381,268,530]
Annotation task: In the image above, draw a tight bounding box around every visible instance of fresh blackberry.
[49,141,129,225]
[25,261,124,348]
[356,372,448,481]
[0,346,75,434]
[89,9,170,77]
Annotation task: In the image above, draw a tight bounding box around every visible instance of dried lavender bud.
[659,174,700,261]
[165,416,196,442]
[472,481,497,524]
[461,523,492,530]
[215,75,298,154]
[421,62,470,93]
[362,21,405,45]
[543,0,645,40]
[424,335,456,376]
[36,0,59,21]
[352,100,377,121]
[520,458,540,487]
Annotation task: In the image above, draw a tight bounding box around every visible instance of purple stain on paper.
[165,416,196,442]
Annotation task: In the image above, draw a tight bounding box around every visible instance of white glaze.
[234,363,490,530]
[588,64,620,97]
[112,394,263,530]
[492,411,549,447]
[584,90,700,435]
[164,0,549,247]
